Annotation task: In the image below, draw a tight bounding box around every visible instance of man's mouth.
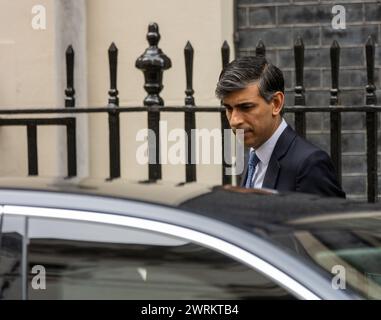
[234,128,253,134]
[243,129,253,136]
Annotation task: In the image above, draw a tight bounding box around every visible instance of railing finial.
[294,36,305,106]
[330,40,340,106]
[365,35,377,105]
[255,40,266,57]
[184,41,195,106]
[135,23,172,106]
[65,45,75,108]
[108,42,119,106]
[221,41,230,69]
[147,22,160,47]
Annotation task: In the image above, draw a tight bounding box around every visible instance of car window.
[22,216,296,300]
[0,215,25,299]
[272,212,381,299]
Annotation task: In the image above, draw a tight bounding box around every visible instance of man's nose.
[229,108,244,128]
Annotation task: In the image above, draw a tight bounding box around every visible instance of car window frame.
[0,189,360,300]
[2,205,318,300]
[25,215,297,300]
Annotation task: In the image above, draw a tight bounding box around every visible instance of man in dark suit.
[216,56,345,198]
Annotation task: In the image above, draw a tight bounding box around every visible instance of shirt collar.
[250,118,287,165]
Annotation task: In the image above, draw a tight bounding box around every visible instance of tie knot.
[248,151,260,168]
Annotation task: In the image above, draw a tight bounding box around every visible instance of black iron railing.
[0,23,379,202]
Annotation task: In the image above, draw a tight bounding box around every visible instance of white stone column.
[54,0,89,177]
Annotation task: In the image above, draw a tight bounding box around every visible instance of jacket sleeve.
[295,150,346,198]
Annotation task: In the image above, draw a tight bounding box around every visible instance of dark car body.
[0,177,380,300]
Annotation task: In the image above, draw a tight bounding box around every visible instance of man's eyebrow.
[223,102,257,108]
[235,102,257,108]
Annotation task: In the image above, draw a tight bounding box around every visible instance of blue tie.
[245,151,260,188]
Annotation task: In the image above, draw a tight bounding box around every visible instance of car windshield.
[270,211,381,299]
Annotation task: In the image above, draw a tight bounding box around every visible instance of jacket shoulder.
[280,128,329,164]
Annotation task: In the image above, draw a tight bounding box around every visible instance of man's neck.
[270,116,282,138]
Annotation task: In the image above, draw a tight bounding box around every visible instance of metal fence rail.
[0,23,379,202]
[0,117,77,177]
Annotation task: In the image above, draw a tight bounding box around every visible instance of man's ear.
[271,91,284,116]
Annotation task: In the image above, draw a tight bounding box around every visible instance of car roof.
[0,176,379,232]
[0,176,213,206]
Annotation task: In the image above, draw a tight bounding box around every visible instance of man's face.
[222,83,282,149]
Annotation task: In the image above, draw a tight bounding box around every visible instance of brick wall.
[236,0,381,200]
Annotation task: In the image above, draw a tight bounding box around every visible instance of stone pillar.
[54,0,89,177]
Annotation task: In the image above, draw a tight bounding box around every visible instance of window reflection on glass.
[277,212,381,299]
[0,216,24,299]
[27,217,295,300]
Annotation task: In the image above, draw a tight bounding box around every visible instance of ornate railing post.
[329,40,342,185]
[184,41,196,182]
[221,41,232,185]
[108,42,120,180]
[365,36,378,202]
[294,37,306,138]
[136,23,171,181]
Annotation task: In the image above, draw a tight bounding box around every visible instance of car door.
[0,206,301,300]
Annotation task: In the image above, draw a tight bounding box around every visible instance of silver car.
[0,177,380,300]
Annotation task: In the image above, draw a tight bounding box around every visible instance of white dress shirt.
[250,118,288,188]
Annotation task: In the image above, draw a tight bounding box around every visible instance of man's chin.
[244,138,256,148]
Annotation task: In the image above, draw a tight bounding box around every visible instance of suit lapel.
[239,148,250,187]
[262,125,297,189]
[262,158,280,189]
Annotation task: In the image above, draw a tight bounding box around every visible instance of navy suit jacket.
[240,125,346,198]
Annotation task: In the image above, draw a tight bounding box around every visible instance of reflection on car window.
[27,217,295,300]
[0,216,24,299]
[274,212,381,299]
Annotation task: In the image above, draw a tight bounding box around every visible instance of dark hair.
[215,56,284,103]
